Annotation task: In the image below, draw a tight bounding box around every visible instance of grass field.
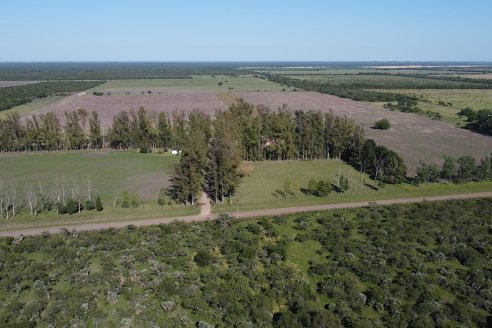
[89,75,291,94]
[373,88,492,110]
[214,159,492,212]
[0,150,177,203]
[286,73,491,89]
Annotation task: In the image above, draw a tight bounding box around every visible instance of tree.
[157,112,172,149]
[95,195,103,211]
[456,155,476,183]
[40,112,62,150]
[416,161,440,183]
[194,250,214,267]
[441,156,456,182]
[89,111,102,149]
[108,111,130,149]
[64,111,86,150]
[168,111,211,206]
[206,116,243,203]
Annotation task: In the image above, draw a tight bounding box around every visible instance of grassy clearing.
[214,159,492,213]
[0,150,177,203]
[0,95,66,119]
[371,101,466,125]
[89,75,291,94]
[373,89,492,110]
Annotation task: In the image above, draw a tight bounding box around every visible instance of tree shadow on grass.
[364,182,380,191]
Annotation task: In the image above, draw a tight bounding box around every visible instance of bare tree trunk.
[25,184,35,216]
[10,184,17,217]
[113,193,118,211]
[86,177,93,201]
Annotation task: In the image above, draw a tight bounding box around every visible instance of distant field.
[286,73,492,89]
[215,159,492,212]
[0,81,41,87]
[258,69,455,75]
[89,75,291,94]
[28,91,228,127]
[0,150,177,204]
[373,88,492,110]
[0,95,66,119]
[12,75,291,127]
[454,73,492,79]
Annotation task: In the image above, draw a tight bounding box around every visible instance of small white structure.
[171,149,182,155]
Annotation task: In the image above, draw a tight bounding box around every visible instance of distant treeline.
[0,80,104,111]
[263,73,492,103]
[0,100,406,185]
[0,63,242,80]
[262,74,420,102]
[458,108,492,135]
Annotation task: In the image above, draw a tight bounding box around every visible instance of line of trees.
[167,101,407,206]
[0,107,177,152]
[416,154,492,184]
[0,177,103,219]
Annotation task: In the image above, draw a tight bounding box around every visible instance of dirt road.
[1,192,491,237]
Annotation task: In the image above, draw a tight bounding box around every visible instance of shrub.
[307,178,332,197]
[194,250,213,267]
[59,198,79,215]
[95,195,103,211]
[374,118,391,130]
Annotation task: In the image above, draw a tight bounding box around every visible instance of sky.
[0,0,491,62]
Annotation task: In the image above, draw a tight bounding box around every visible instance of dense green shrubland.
[1,198,491,327]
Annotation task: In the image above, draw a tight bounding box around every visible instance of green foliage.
[306,178,332,197]
[0,199,491,327]
[58,198,79,215]
[416,161,440,183]
[95,195,103,211]
[437,154,492,183]
[373,118,391,130]
[84,198,96,211]
[459,108,492,135]
[194,250,214,267]
[339,175,349,192]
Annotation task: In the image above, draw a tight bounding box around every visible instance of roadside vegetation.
[1,198,491,327]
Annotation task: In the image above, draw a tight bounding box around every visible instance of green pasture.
[0,150,177,203]
[214,159,492,212]
[374,88,492,110]
[88,75,291,94]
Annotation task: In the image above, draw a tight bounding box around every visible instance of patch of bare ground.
[236,91,492,172]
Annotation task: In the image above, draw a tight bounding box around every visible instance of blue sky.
[0,0,490,61]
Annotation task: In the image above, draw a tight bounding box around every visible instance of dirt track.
[1,192,491,237]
